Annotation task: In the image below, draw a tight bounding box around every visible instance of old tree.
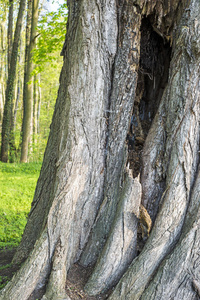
[1,0,200,299]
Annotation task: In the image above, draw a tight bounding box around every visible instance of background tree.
[7,0,13,73]
[1,0,26,162]
[32,73,39,145]
[0,1,7,126]
[13,39,22,131]
[20,0,39,163]
[28,2,68,162]
[0,0,67,163]
[1,0,200,299]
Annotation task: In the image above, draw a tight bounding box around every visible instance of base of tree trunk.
[1,0,200,299]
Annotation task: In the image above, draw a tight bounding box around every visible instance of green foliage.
[28,2,68,162]
[32,2,68,74]
[0,1,67,164]
[0,162,41,248]
[28,135,48,162]
[0,0,8,20]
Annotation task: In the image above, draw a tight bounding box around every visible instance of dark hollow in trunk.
[127,17,172,182]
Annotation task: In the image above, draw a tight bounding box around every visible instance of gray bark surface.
[109,0,200,298]
[85,175,141,295]
[1,0,200,299]
[80,0,141,268]
[141,166,200,299]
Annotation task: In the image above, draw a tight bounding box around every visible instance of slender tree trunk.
[7,0,13,73]
[32,73,38,145]
[20,0,39,163]
[0,22,5,127]
[1,0,200,299]
[14,63,21,131]
[9,40,23,162]
[1,0,26,162]
[19,0,32,154]
[13,88,19,131]
[37,73,41,134]
[0,83,3,125]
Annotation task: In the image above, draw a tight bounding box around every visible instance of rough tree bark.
[0,0,200,299]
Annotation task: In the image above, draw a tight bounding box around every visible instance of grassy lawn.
[0,162,41,249]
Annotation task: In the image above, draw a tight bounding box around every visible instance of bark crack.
[121,212,125,258]
[80,117,92,159]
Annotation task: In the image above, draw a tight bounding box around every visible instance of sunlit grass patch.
[0,162,41,249]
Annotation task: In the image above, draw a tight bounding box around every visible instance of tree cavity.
[127,17,172,178]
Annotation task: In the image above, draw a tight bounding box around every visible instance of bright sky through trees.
[47,0,65,12]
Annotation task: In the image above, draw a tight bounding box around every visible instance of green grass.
[0,162,41,249]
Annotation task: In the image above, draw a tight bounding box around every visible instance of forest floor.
[66,263,111,300]
[0,248,20,289]
[0,162,41,249]
[0,162,42,292]
[0,247,111,299]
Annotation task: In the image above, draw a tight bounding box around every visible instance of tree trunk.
[13,45,22,131]
[33,73,38,145]
[7,0,13,73]
[37,73,41,134]
[21,0,39,163]
[6,0,17,162]
[9,40,23,162]
[1,0,200,299]
[0,21,6,128]
[1,0,26,162]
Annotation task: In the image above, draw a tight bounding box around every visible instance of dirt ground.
[66,263,111,300]
[0,248,110,300]
[0,248,20,289]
